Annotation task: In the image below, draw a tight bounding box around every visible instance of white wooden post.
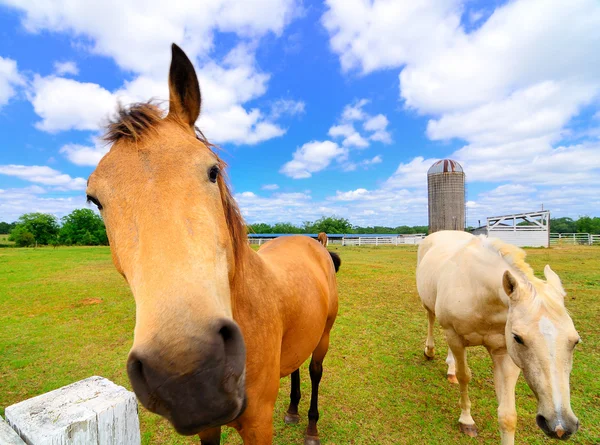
[0,417,25,444]
[5,376,140,445]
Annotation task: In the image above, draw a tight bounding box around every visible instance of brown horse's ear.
[167,43,201,128]
[503,270,519,302]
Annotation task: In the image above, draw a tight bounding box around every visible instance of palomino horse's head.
[87,45,247,435]
[503,267,580,440]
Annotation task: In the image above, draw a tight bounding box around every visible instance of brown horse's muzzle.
[127,318,247,435]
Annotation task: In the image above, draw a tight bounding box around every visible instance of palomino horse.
[87,44,340,445]
[317,232,328,247]
[417,230,579,444]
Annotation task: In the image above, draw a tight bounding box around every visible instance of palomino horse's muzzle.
[536,414,579,441]
[127,318,247,435]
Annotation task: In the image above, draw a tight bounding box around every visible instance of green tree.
[305,216,352,234]
[60,208,108,245]
[575,216,600,235]
[550,217,576,233]
[9,226,36,247]
[271,222,303,234]
[10,213,59,245]
[0,221,16,234]
[247,223,273,234]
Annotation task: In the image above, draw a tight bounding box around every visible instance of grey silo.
[427,159,465,233]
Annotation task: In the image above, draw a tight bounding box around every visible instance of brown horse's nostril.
[127,353,155,411]
[216,318,246,379]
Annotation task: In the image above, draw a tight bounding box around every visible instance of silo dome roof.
[428,159,463,174]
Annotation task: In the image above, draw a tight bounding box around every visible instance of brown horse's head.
[503,268,580,440]
[87,44,247,435]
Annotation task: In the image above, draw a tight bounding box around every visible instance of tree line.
[2,213,599,247]
[4,210,108,247]
[248,216,428,235]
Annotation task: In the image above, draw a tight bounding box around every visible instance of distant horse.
[87,44,340,445]
[317,232,328,247]
[416,231,579,444]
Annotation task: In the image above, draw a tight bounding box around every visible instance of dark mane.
[104,102,164,143]
[103,100,248,276]
[216,160,248,278]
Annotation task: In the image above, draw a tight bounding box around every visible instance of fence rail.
[248,234,426,246]
[549,233,600,246]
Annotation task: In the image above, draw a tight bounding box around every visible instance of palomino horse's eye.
[208,165,219,183]
[512,334,525,345]
[86,195,103,211]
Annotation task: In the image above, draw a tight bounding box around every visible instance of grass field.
[1,245,598,444]
[0,234,13,246]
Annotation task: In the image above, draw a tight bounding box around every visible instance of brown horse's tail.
[328,251,341,273]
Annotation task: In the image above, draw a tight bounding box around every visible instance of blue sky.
[1,0,599,227]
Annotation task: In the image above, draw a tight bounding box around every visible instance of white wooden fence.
[248,234,426,246]
[337,235,425,246]
[549,233,600,246]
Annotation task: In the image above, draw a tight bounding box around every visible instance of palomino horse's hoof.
[284,413,300,424]
[459,422,478,437]
[424,348,435,360]
[304,435,321,445]
[447,374,459,384]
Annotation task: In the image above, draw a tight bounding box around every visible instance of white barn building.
[477,211,550,248]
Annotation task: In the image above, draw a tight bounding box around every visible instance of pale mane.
[479,236,565,313]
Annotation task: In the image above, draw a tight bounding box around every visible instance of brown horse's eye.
[86,195,103,210]
[208,165,219,183]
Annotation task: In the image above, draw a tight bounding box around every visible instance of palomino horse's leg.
[424,309,436,359]
[446,332,478,437]
[490,350,521,445]
[446,349,458,384]
[284,369,301,424]
[305,332,331,445]
[199,426,221,445]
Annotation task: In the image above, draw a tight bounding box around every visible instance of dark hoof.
[447,374,459,384]
[459,422,478,437]
[424,351,434,360]
[304,435,321,445]
[284,413,300,424]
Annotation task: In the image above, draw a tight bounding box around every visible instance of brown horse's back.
[257,235,338,377]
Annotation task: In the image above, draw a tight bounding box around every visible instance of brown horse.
[86,44,340,444]
[317,232,328,247]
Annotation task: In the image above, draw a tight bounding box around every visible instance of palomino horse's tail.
[328,251,341,273]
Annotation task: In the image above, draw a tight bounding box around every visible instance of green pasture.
[0,245,598,444]
[0,234,13,246]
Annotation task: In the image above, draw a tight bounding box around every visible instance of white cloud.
[341,132,369,148]
[280,140,347,179]
[363,155,382,165]
[30,76,116,132]
[341,99,369,121]
[59,143,109,167]
[261,184,279,191]
[328,123,354,139]
[53,61,79,76]
[0,56,23,108]
[270,99,305,119]
[322,0,600,224]
[322,0,462,74]
[0,165,87,190]
[5,0,300,75]
[5,2,300,145]
[328,101,391,149]
[0,186,89,223]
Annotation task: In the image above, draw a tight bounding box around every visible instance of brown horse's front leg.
[199,426,221,445]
